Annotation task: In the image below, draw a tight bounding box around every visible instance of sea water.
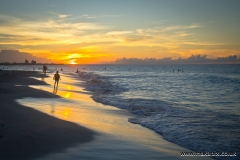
[2,64,240,159]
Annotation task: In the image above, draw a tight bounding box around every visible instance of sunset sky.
[0,0,240,64]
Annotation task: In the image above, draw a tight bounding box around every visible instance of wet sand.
[0,71,95,160]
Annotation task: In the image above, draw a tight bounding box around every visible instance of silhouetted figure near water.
[43,65,47,74]
[61,68,63,71]
[53,71,61,87]
[76,68,79,73]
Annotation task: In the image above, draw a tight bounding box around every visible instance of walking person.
[53,71,61,87]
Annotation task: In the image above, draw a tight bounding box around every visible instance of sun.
[68,53,81,64]
[70,59,77,64]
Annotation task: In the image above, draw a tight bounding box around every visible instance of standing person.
[53,71,61,87]
[43,65,47,74]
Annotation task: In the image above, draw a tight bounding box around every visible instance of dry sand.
[0,71,95,160]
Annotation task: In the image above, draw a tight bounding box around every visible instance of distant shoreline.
[0,63,65,65]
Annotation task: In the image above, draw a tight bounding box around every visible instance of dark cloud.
[0,50,53,63]
[113,55,240,64]
[216,55,238,61]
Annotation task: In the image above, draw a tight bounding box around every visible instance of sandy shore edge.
[0,70,96,160]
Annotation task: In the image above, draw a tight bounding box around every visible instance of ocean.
[1,64,240,159]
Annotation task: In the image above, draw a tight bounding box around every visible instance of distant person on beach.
[53,71,61,87]
[76,68,79,73]
[43,65,47,74]
[61,68,63,71]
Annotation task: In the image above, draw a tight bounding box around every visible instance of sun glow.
[68,53,81,64]
[70,59,77,64]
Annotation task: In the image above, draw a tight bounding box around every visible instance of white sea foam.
[74,65,240,160]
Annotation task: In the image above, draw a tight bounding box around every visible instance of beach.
[0,71,95,159]
[0,0,239,159]
[0,69,214,160]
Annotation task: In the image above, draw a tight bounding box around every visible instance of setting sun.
[70,59,77,64]
[68,54,81,64]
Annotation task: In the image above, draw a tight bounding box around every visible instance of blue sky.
[0,0,239,63]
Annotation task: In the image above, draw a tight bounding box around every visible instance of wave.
[75,71,240,160]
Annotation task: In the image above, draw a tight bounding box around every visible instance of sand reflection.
[53,86,58,94]
[64,92,71,98]
[62,108,71,119]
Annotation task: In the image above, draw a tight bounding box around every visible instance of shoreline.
[0,71,95,160]
[0,70,213,160]
[29,71,213,160]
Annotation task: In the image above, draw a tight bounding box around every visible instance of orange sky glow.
[0,1,239,64]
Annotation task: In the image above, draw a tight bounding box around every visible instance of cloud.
[103,24,204,49]
[182,41,227,46]
[113,55,240,64]
[106,31,146,42]
[79,14,122,19]
[216,55,238,62]
[0,50,54,63]
[161,24,202,32]
[59,14,71,18]
[106,31,132,36]
[0,14,112,46]
[0,13,238,63]
[0,14,217,51]
[0,14,21,25]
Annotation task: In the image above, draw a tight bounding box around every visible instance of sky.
[0,0,240,64]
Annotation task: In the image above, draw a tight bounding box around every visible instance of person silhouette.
[43,65,47,74]
[76,68,79,73]
[53,71,61,87]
